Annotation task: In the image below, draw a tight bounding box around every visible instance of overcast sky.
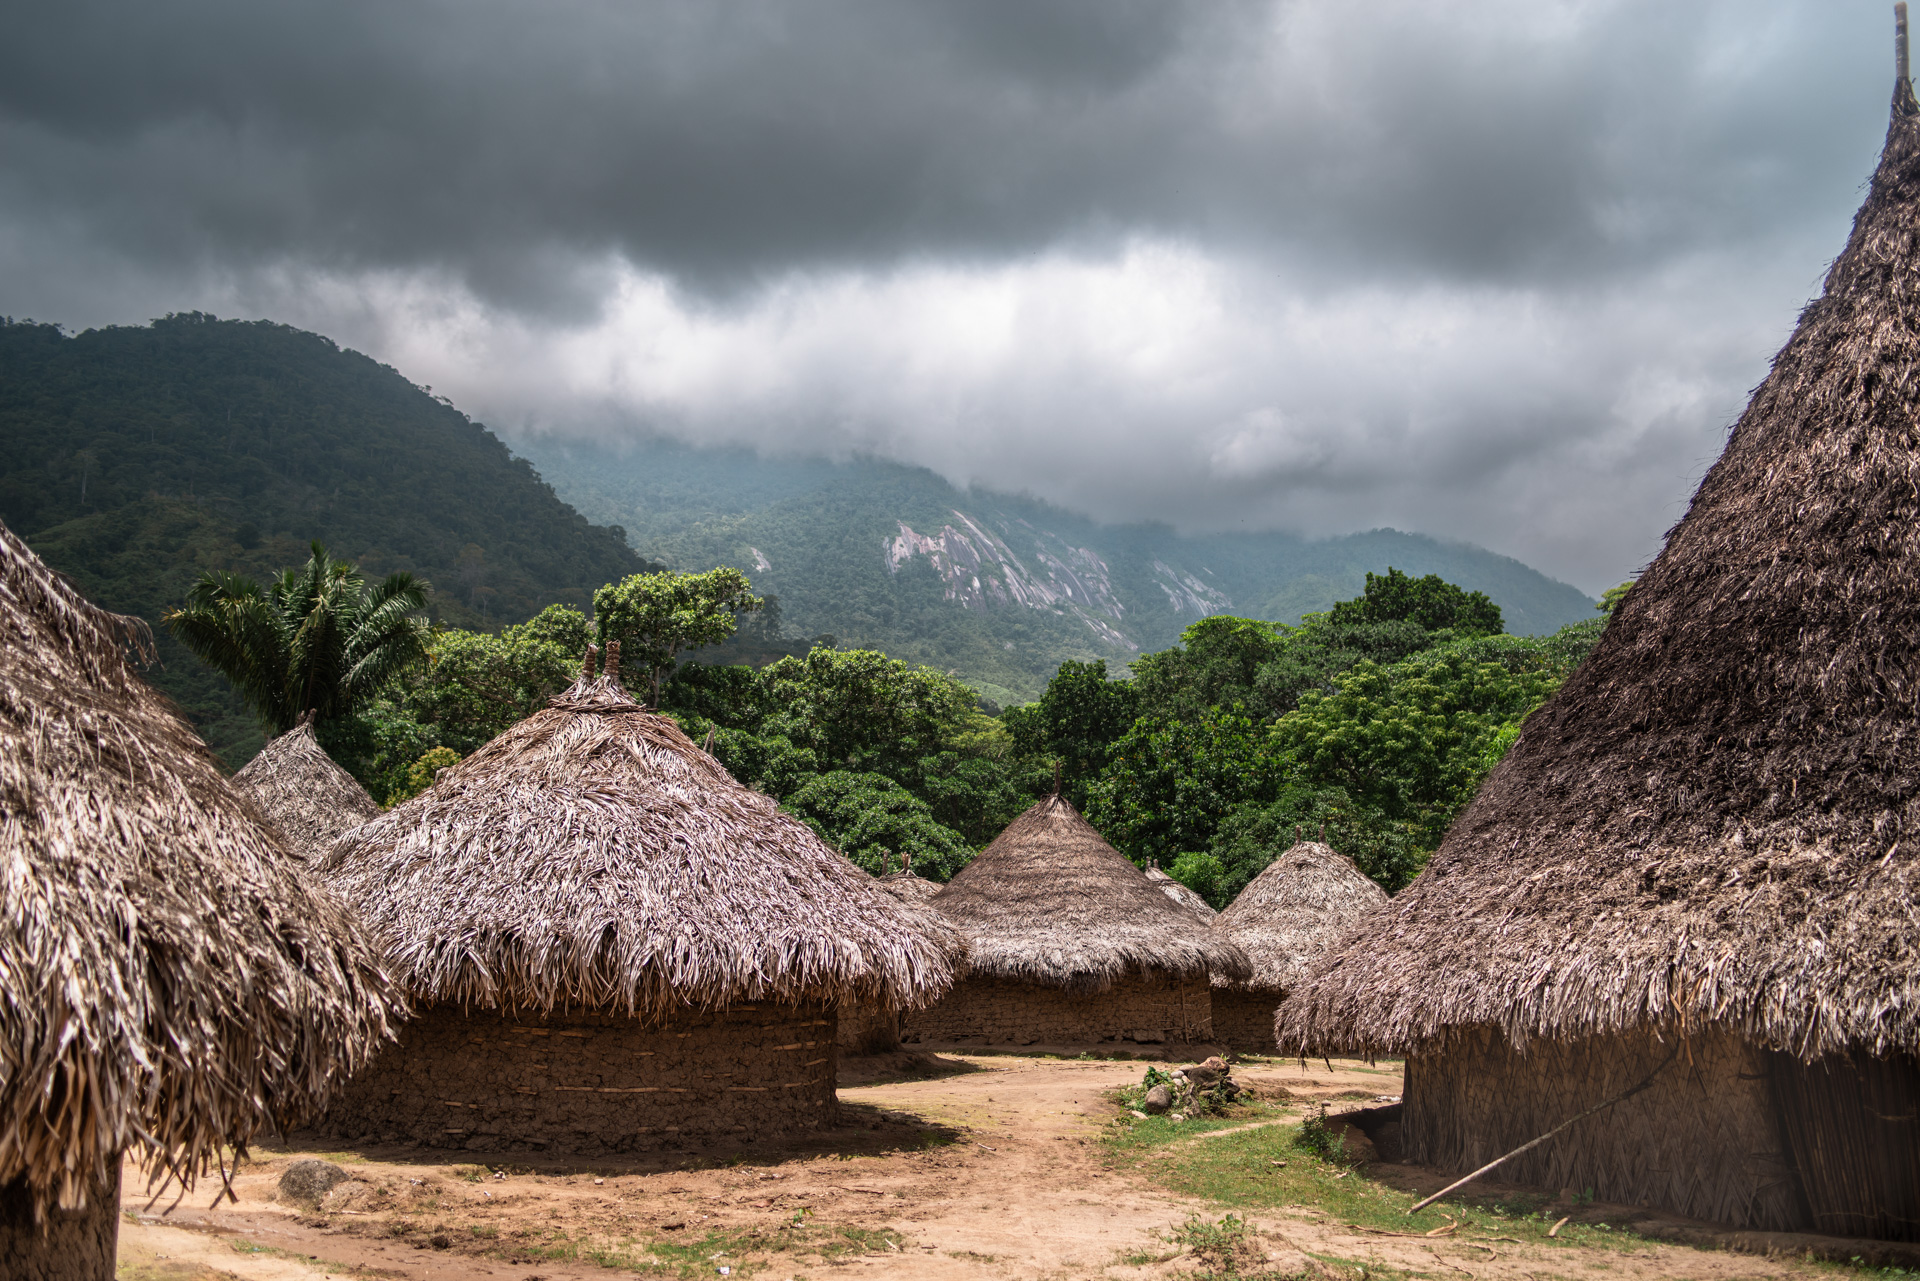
[2,0,1900,592]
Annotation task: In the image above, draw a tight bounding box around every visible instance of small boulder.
[278,1159,351,1205]
[1143,1084,1173,1114]
[1185,1056,1229,1087]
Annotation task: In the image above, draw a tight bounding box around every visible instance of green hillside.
[521,438,1600,707]
[0,314,652,766]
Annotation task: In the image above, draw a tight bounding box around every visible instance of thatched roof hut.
[1146,866,1217,923]
[0,520,393,1277]
[1208,842,1385,1054]
[231,715,382,861]
[314,646,965,1151]
[903,795,1248,1048]
[878,869,941,902]
[1277,24,1920,1239]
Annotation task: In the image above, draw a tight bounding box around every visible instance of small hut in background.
[316,646,965,1152]
[1279,25,1920,1239]
[1210,841,1386,1054]
[904,795,1249,1048]
[838,857,950,1057]
[878,851,941,903]
[231,713,382,860]
[1147,866,1217,923]
[0,521,393,1280]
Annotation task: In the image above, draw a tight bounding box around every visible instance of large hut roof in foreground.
[231,716,382,861]
[1279,64,1920,1064]
[1147,866,1218,923]
[929,795,1250,992]
[1213,842,1386,993]
[317,656,966,1017]
[0,520,393,1216]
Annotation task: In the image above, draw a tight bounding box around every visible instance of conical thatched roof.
[1213,842,1386,993]
[316,656,966,1017]
[1279,66,1920,1064]
[878,869,941,902]
[1146,866,1218,923]
[231,716,382,861]
[928,795,1250,993]
[0,520,394,1216]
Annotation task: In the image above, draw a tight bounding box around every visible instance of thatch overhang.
[1278,65,1920,1063]
[0,520,395,1216]
[1211,842,1386,993]
[231,716,382,861]
[315,663,967,1018]
[1146,866,1218,923]
[928,795,1250,993]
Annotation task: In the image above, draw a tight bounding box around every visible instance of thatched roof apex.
[316,666,966,1017]
[1279,55,1920,1063]
[878,869,941,902]
[0,520,394,1216]
[1146,866,1218,923]
[928,795,1250,992]
[1211,842,1386,994]
[231,716,383,861]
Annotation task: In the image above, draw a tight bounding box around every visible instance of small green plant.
[1291,1105,1353,1165]
[1166,1213,1297,1280]
[449,1163,488,1183]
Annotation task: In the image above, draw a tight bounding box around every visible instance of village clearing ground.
[116,1053,1904,1281]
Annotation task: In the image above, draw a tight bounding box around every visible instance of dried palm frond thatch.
[877,869,941,902]
[1146,866,1218,923]
[231,715,382,861]
[1212,842,1385,993]
[1278,49,1920,1064]
[0,520,395,1218]
[317,656,967,1017]
[929,795,1250,993]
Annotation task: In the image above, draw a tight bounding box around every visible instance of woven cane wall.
[318,1002,837,1153]
[901,972,1213,1047]
[1771,1048,1920,1241]
[1405,1025,1802,1230]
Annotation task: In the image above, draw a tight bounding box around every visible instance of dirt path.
[117,1053,1843,1280]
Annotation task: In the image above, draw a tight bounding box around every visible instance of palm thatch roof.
[1279,61,1920,1063]
[315,649,966,1017]
[878,869,941,902]
[0,520,394,1218]
[1146,866,1218,923]
[231,715,382,861]
[928,795,1250,993]
[1212,842,1386,993]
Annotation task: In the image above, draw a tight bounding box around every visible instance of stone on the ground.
[1185,1056,1228,1087]
[278,1158,351,1204]
[1143,1084,1173,1114]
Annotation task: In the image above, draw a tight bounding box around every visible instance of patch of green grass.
[465,1219,909,1279]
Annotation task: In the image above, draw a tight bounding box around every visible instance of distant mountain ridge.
[519,438,1597,706]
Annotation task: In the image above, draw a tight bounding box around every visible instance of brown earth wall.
[901,972,1213,1047]
[1210,987,1283,1055]
[1406,1024,1803,1230]
[0,1165,120,1281]
[837,1003,901,1056]
[317,1001,836,1153]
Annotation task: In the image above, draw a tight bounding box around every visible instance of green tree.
[780,771,975,880]
[1083,706,1283,870]
[1000,658,1139,806]
[593,567,762,704]
[1326,567,1503,635]
[1208,785,1425,898]
[402,606,588,755]
[759,647,977,783]
[164,542,429,734]
[1131,616,1291,722]
[1598,579,1635,615]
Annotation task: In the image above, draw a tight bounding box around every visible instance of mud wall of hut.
[1405,1024,1803,1231]
[901,972,1214,1047]
[317,1001,837,1153]
[837,1003,900,1057]
[0,1169,120,1281]
[1210,988,1282,1055]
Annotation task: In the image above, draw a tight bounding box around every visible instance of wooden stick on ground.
[1407,1045,1679,1215]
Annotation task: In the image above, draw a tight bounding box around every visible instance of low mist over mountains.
[523,438,1597,706]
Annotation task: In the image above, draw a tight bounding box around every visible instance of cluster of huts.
[12,29,1920,1274]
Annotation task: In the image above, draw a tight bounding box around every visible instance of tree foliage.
[593,567,762,704]
[1326,566,1503,635]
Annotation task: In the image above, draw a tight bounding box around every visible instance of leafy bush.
[1292,1105,1356,1166]
[780,771,974,879]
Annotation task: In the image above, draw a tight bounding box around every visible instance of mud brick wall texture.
[837,1003,901,1056]
[0,1168,120,1281]
[317,1001,837,1153]
[1210,988,1282,1055]
[901,972,1214,1047]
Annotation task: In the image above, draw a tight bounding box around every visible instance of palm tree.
[166,543,431,734]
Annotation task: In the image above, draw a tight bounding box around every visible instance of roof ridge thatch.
[0,519,394,1217]
[232,715,383,861]
[929,795,1250,993]
[1212,842,1386,993]
[1278,45,1920,1063]
[316,657,967,1018]
[1146,866,1218,923]
[878,869,941,902]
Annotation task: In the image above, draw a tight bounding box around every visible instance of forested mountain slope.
[523,438,1597,706]
[0,314,651,764]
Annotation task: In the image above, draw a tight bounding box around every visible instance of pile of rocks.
[1140,1056,1245,1118]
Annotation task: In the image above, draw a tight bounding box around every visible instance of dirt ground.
[116,1052,1872,1281]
